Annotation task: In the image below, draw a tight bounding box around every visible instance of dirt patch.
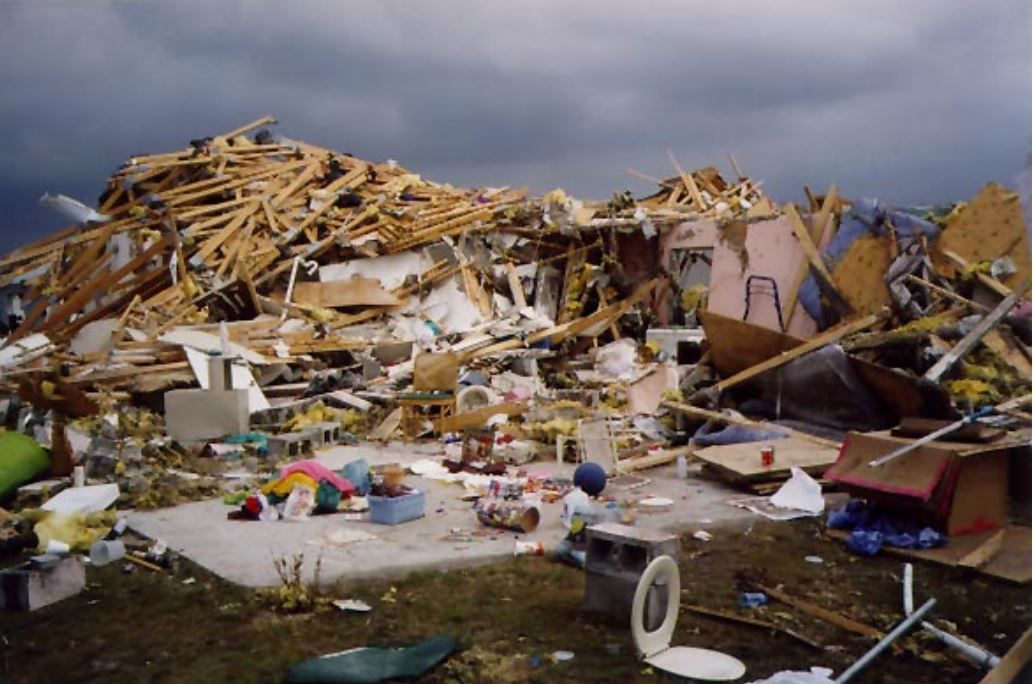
[0,519,1027,683]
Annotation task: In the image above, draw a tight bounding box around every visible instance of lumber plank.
[667,149,705,209]
[924,289,1024,382]
[755,584,883,639]
[505,262,527,309]
[713,311,884,391]
[784,202,848,308]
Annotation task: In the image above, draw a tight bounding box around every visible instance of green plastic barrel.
[0,432,50,500]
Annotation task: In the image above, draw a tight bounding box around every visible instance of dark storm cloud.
[0,1,1028,253]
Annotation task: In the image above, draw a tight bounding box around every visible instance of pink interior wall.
[660,218,819,337]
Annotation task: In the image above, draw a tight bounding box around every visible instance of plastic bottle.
[676,455,688,479]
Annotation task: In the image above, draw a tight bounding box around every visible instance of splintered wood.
[0,117,767,397]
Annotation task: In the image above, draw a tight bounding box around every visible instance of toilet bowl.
[631,555,746,681]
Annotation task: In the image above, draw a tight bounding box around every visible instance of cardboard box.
[824,431,1023,535]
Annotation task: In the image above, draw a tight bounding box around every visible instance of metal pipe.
[833,598,936,683]
[281,257,318,321]
[903,564,999,669]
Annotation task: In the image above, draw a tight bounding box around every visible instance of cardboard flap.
[413,353,458,392]
[824,432,950,501]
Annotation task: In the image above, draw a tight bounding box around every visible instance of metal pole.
[834,598,936,683]
[903,564,999,668]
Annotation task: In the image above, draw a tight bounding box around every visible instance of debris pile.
[0,115,1029,589]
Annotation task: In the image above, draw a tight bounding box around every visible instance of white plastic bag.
[746,667,835,684]
[770,467,824,514]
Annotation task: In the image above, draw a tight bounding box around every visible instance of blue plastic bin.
[369,489,426,525]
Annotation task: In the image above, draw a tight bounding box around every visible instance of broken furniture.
[743,275,786,332]
[584,523,679,630]
[398,353,458,438]
[631,555,746,681]
[825,430,1026,535]
[570,416,619,474]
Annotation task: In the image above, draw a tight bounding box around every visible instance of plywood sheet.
[824,431,952,500]
[831,234,892,315]
[937,183,1032,292]
[826,526,1031,583]
[693,437,838,482]
[664,218,818,337]
[698,309,803,377]
[292,278,401,308]
[413,353,458,392]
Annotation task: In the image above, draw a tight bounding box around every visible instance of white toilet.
[632,555,746,681]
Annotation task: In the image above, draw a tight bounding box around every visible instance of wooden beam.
[940,249,1019,298]
[782,211,832,323]
[811,183,838,243]
[666,149,705,209]
[995,393,1031,412]
[190,202,258,266]
[714,312,884,392]
[220,115,277,140]
[958,529,1005,569]
[437,400,528,433]
[505,262,527,309]
[979,629,1031,684]
[924,289,1025,382]
[784,203,847,311]
[270,162,319,208]
[905,275,991,313]
[727,153,745,180]
[682,603,823,650]
[625,168,678,189]
[755,584,883,639]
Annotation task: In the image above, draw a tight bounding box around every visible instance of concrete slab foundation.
[129,442,754,588]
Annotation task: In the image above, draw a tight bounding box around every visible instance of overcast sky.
[0,1,1029,253]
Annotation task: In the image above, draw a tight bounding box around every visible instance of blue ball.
[573,462,607,496]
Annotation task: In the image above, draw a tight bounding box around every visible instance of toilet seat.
[631,555,746,681]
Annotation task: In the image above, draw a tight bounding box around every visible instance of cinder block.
[266,431,313,458]
[303,422,341,448]
[0,555,85,611]
[584,523,680,629]
[164,388,249,441]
